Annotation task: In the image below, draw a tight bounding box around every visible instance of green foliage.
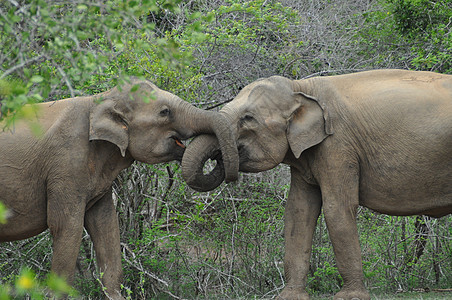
[205,0,299,47]
[389,0,451,34]
[0,201,6,224]
[0,77,43,130]
[0,268,76,299]
[107,165,289,299]
[0,0,193,122]
[357,212,452,292]
[358,0,451,73]
[390,0,452,72]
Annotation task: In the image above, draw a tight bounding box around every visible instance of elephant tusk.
[174,137,186,149]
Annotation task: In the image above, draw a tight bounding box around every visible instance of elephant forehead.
[131,109,161,128]
[223,78,292,116]
[223,95,285,121]
[249,84,279,101]
[250,95,293,119]
[263,115,286,132]
[249,82,293,107]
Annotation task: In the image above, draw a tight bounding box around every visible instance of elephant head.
[89,79,239,182]
[181,76,332,191]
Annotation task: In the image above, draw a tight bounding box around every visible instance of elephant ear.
[287,92,332,158]
[89,99,129,157]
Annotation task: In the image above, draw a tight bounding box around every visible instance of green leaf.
[77,4,88,11]
[130,84,140,92]
[15,268,36,293]
[128,1,138,8]
[0,202,7,224]
[30,75,44,83]
[46,273,77,297]
[189,12,202,20]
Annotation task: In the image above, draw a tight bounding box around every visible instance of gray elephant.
[181,70,452,300]
[0,79,238,299]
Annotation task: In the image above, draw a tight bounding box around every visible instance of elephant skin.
[181,70,452,300]
[0,79,237,299]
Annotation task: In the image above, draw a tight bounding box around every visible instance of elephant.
[0,78,238,299]
[181,69,452,300]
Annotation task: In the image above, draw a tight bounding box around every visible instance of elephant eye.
[159,107,171,117]
[242,114,254,122]
[240,114,255,126]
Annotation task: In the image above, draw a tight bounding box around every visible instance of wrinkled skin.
[182,70,452,300]
[0,79,237,300]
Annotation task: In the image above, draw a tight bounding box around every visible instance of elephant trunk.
[181,134,225,192]
[179,102,238,186]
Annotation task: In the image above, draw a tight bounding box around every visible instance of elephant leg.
[84,190,125,300]
[47,193,85,285]
[278,168,322,300]
[320,164,370,300]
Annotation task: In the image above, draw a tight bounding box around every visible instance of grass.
[371,292,452,299]
[308,292,452,300]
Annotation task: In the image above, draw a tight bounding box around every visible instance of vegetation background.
[0,0,451,299]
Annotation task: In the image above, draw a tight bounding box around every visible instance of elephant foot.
[276,286,310,300]
[333,286,370,300]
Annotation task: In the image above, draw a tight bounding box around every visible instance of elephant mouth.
[237,144,248,167]
[171,135,186,149]
[237,144,261,173]
[166,134,186,162]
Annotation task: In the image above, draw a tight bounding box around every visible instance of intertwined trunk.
[179,102,238,189]
[182,134,225,192]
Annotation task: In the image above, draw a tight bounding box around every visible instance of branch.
[300,68,371,79]
[201,44,261,80]
[0,55,45,79]
[6,0,19,7]
[56,65,75,98]
[121,242,169,287]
